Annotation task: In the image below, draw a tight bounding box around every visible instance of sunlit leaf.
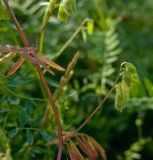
[124,62,139,83]
[105,56,118,64]
[58,4,69,23]
[87,19,94,35]
[63,0,76,15]
[115,62,140,112]
[106,39,119,51]
[58,0,76,22]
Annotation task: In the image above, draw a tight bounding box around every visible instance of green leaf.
[0,130,12,160]
[8,96,20,105]
[19,111,27,127]
[105,56,118,64]
[39,129,52,142]
[122,70,132,87]
[8,129,18,138]
[58,4,69,23]
[63,0,76,15]
[144,78,153,97]
[87,19,94,35]
[106,39,119,51]
[114,62,140,112]
[58,0,76,22]
[26,129,34,145]
[0,129,9,151]
[105,33,118,45]
[25,100,33,113]
[0,1,9,20]
[124,62,139,83]
[121,71,131,100]
[115,84,125,112]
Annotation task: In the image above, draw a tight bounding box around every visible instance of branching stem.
[70,75,120,138]
[3,0,63,159]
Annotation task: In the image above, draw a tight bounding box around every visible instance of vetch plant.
[0,1,141,160]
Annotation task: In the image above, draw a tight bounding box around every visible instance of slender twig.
[2,0,29,46]
[69,75,120,138]
[2,83,47,101]
[3,0,30,75]
[41,52,80,127]
[52,18,89,59]
[46,75,120,144]
[0,46,38,53]
[3,0,63,159]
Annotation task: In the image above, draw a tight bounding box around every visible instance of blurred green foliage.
[0,0,153,159]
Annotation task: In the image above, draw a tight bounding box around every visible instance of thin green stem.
[38,0,56,53]
[2,0,29,46]
[17,127,39,130]
[2,83,47,101]
[52,18,89,59]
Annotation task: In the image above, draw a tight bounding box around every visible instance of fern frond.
[9,0,46,17]
[101,18,122,87]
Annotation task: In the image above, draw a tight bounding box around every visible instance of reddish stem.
[3,0,63,159]
[71,77,119,137]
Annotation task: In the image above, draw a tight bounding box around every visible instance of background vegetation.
[0,0,153,159]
